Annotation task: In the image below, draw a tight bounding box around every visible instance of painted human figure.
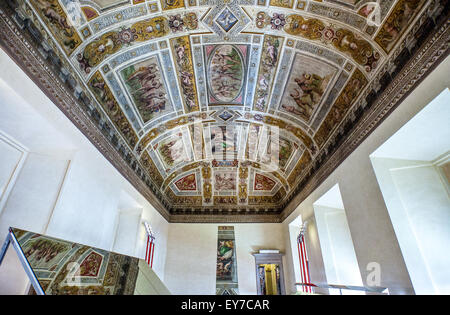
[34,0,72,34]
[381,0,421,47]
[285,73,326,120]
[217,240,234,279]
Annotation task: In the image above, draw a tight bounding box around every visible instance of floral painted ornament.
[114,27,138,45]
[256,12,268,28]
[169,14,184,32]
[270,13,286,30]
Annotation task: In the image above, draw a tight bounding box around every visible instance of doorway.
[253,253,286,295]
[257,264,282,295]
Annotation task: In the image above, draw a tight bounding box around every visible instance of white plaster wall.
[164,223,287,295]
[370,158,433,294]
[0,245,31,295]
[0,133,27,217]
[119,186,170,280]
[0,153,69,243]
[369,88,450,295]
[314,206,363,289]
[112,208,143,257]
[235,224,286,295]
[392,164,450,294]
[372,157,450,294]
[44,146,127,252]
[282,56,450,295]
[287,219,302,286]
[164,224,217,295]
[0,136,24,201]
[314,207,337,285]
[138,206,169,280]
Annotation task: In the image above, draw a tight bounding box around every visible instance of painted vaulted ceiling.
[1,0,448,222]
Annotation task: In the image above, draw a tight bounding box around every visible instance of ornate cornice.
[168,213,281,224]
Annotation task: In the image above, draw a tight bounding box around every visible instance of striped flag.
[144,222,155,268]
[297,223,312,293]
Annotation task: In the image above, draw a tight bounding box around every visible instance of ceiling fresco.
[0,0,448,222]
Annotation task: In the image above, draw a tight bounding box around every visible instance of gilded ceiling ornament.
[255,12,268,28]
[163,173,178,190]
[270,171,288,190]
[203,182,213,203]
[270,13,286,30]
[332,28,379,72]
[29,0,82,55]
[248,187,286,205]
[81,6,99,21]
[287,151,311,186]
[238,166,249,204]
[269,0,294,9]
[168,188,202,205]
[212,159,239,167]
[77,16,170,74]
[214,196,237,206]
[77,31,121,74]
[168,14,185,32]
[202,165,211,179]
[131,16,169,41]
[183,12,199,30]
[140,151,164,188]
[284,15,325,40]
[202,166,212,204]
[88,71,139,148]
[253,35,284,112]
[238,184,247,204]
[174,173,197,191]
[239,166,249,179]
[115,27,138,45]
[160,0,185,11]
[170,36,200,113]
[160,13,193,34]
[261,13,381,72]
[375,0,426,53]
[314,69,368,148]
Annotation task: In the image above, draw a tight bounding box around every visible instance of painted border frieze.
[170,35,200,113]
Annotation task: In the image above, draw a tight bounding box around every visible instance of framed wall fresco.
[216,226,238,295]
[279,53,339,124]
[204,44,249,106]
[119,55,174,125]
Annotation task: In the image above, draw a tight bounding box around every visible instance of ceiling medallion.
[217,110,234,122]
[201,1,251,39]
[215,7,239,33]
